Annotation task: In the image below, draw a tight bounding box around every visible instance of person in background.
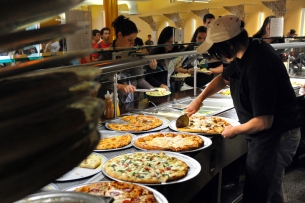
[285,29,298,43]
[145,34,154,54]
[58,38,67,52]
[134,37,144,46]
[45,39,60,54]
[253,16,284,44]
[81,29,100,64]
[286,29,297,38]
[203,13,215,28]
[40,43,46,53]
[99,27,112,49]
[187,15,300,203]
[179,26,223,87]
[145,26,183,92]
[96,15,153,103]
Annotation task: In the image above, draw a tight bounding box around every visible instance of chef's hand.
[221,126,238,139]
[149,59,157,69]
[160,84,169,91]
[186,99,202,117]
[117,84,136,93]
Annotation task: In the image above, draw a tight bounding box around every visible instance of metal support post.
[193,59,198,97]
[113,73,118,119]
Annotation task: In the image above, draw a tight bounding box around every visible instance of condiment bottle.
[116,96,120,116]
[105,91,114,119]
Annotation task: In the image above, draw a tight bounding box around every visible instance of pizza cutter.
[175,103,204,128]
[176,113,189,128]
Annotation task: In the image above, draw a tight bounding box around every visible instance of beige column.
[103,0,118,41]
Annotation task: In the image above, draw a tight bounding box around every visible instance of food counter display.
[48,86,247,203]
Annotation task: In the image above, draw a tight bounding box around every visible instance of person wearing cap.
[186,15,300,203]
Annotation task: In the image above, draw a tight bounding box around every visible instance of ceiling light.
[176,0,210,3]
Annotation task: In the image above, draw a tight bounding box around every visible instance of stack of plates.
[0,66,104,203]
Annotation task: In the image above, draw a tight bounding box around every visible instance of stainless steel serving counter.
[53,89,248,203]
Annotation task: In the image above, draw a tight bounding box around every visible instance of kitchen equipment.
[176,114,189,128]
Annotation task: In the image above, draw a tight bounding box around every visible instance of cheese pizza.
[134,132,204,152]
[104,152,189,184]
[96,134,132,150]
[177,115,232,134]
[74,181,157,203]
[107,115,163,132]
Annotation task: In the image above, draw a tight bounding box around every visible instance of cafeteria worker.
[186,15,300,203]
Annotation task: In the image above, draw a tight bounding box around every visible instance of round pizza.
[104,152,189,184]
[107,115,163,132]
[74,181,157,203]
[134,132,204,152]
[96,134,132,150]
[177,116,232,134]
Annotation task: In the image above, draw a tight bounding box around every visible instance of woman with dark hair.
[111,15,138,48]
[145,26,184,92]
[96,15,153,103]
[187,15,300,203]
[253,16,284,44]
[178,26,223,87]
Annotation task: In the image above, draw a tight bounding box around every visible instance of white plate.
[63,181,168,203]
[169,116,240,135]
[146,91,171,97]
[196,69,212,74]
[101,151,201,186]
[131,132,212,153]
[56,153,108,181]
[171,74,191,78]
[105,116,170,134]
[94,131,136,152]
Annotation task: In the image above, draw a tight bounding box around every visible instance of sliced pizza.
[177,116,232,134]
[134,132,204,152]
[74,181,157,203]
[96,134,133,150]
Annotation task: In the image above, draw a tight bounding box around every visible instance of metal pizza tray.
[101,151,201,186]
[56,153,108,182]
[0,23,82,53]
[15,191,113,203]
[169,116,240,135]
[94,131,136,152]
[63,181,169,203]
[105,116,170,134]
[131,132,212,154]
[0,0,85,34]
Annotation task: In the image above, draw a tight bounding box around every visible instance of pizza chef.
[186,15,301,203]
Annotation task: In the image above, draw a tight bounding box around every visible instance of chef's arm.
[186,75,229,116]
[233,115,274,135]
